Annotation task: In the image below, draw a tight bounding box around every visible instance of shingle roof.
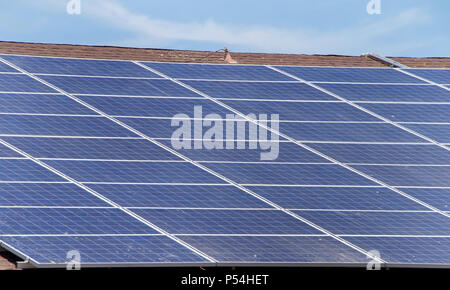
[1,41,449,68]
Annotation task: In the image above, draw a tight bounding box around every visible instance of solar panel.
[0,54,449,268]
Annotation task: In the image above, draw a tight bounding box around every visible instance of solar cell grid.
[247,186,427,210]
[0,115,137,137]
[274,66,425,83]
[142,62,293,81]
[131,208,320,234]
[39,75,200,97]
[0,183,109,207]
[296,211,450,235]
[404,69,450,84]
[2,137,180,160]
[88,184,270,208]
[0,208,156,235]
[0,93,95,115]
[1,55,162,78]
[0,235,209,264]
[184,80,336,101]
[318,84,450,103]
[0,55,449,268]
[0,74,56,93]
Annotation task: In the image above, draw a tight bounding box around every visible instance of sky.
[0,0,449,57]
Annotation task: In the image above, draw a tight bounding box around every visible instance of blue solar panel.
[2,137,179,160]
[1,56,449,268]
[221,100,379,121]
[0,159,64,181]
[77,95,234,117]
[131,209,320,234]
[178,236,367,263]
[400,188,450,211]
[89,184,270,208]
[280,122,426,142]
[0,143,22,157]
[360,103,450,123]
[353,165,450,187]
[39,76,200,96]
[0,74,56,92]
[346,237,450,265]
[0,183,108,206]
[247,186,426,210]
[142,62,292,81]
[202,163,377,185]
[157,140,329,163]
[0,208,157,235]
[275,66,424,83]
[318,84,450,102]
[45,160,226,183]
[402,124,450,143]
[308,144,450,164]
[0,93,95,115]
[296,211,450,235]
[0,115,137,137]
[1,55,162,78]
[0,235,208,264]
[0,61,18,72]
[404,69,450,84]
[184,80,336,100]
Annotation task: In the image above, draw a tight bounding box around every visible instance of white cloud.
[81,0,430,55]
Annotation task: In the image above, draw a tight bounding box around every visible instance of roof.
[1,41,449,67]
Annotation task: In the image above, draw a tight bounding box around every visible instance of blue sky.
[1,0,449,57]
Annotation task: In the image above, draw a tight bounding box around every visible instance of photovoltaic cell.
[0,235,208,264]
[45,160,226,183]
[404,69,450,84]
[40,75,200,97]
[353,165,450,187]
[157,140,329,163]
[0,93,96,115]
[142,62,293,81]
[178,236,368,263]
[318,84,450,102]
[400,188,450,211]
[0,183,109,206]
[0,60,18,72]
[360,103,450,123]
[274,66,424,83]
[184,80,336,101]
[2,137,179,160]
[346,237,450,265]
[89,184,270,208]
[0,74,56,93]
[131,209,320,234]
[402,124,450,143]
[0,143,22,157]
[221,100,379,121]
[1,55,161,78]
[0,115,137,137]
[247,186,426,210]
[77,95,234,117]
[0,159,64,181]
[296,211,450,235]
[202,163,377,185]
[280,122,426,142]
[0,208,157,235]
[308,143,450,165]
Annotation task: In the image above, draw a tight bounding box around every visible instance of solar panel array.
[0,54,449,268]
